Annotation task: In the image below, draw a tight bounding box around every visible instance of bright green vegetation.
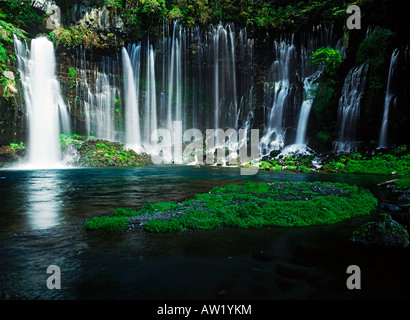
[119,0,350,33]
[83,216,128,231]
[50,26,104,49]
[49,0,380,45]
[60,133,88,148]
[83,181,378,232]
[311,47,343,78]
[1,0,45,30]
[9,141,25,151]
[0,19,24,100]
[322,148,410,175]
[60,134,152,167]
[257,148,410,176]
[68,67,77,89]
[257,155,316,173]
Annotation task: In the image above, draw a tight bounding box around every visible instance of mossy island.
[83,181,378,233]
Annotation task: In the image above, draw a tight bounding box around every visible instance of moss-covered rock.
[351,213,409,247]
[83,181,378,232]
[0,142,25,167]
[69,138,152,167]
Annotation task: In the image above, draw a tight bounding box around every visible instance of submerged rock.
[351,213,409,247]
[382,202,402,212]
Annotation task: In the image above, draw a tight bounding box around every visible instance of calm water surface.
[0,166,408,299]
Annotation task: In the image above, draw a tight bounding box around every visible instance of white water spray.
[378,48,399,149]
[14,36,70,169]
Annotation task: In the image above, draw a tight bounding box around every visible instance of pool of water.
[0,166,408,300]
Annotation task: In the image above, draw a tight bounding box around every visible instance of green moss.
[258,155,315,173]
[323,152,410,175]
[112,207,138,217]
[50,26,105,49]
[352,214,409,247]
[83,216,127,231]
[68,67,77,89]
[84,181,378,233]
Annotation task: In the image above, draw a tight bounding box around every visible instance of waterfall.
[166,22,183,137]
[95,65,116,141]
[334,63,368,153]
[122,45,142,152]
[74,47,120,140]
[21,23,347,165]
[295,77,314,145]
[13,35,70,169]
[144,42,158,150]
[378,48,399,149]
[259,39,295,156]
[211,23,238,130]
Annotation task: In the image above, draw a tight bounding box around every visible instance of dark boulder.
[351,213,410,248]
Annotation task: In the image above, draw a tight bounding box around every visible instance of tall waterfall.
[295,74,319,146]
[117,22,253,159]
[13,36,70,169]
[42,23,348,164]
[260,25,343,157]
[259,39,295,156]
[122,44,141,152]
[378,48,399,149]
[211,24,238,130]
[74,47,120,141]
[334,63,368,153]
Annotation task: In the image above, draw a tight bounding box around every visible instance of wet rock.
[351,213,410,247]
[2,71,14,80]
[398,192,410,203]
[382,202,402,212]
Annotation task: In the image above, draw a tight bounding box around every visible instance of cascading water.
[260,25,345,158]
[74,47,120,141]
[210,23,239,131]
[378,48,399,149]
[118,22,251,163]
[295,75,319,144]
[63,23,346,164]
[259,39,295,157]
[334,63,368,153]
[122,44,142,152]
[13,35,70,169]
[144,42,158,151]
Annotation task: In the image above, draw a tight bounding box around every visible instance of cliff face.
[1,0,410,152]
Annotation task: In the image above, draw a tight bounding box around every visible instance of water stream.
[0,166,408,300]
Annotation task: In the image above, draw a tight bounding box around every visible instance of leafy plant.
[311,47,343,78]
[68,67,77,89]
[1,0,44,29]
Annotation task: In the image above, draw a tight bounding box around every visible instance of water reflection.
[26,171,63,230]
